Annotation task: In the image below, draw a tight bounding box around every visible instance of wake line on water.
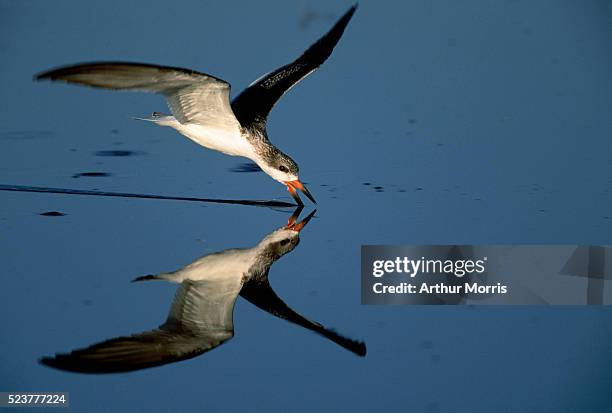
[0,184,296,208]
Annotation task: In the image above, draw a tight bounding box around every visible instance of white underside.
[170,248,258,282]
[150,228,296,284]
[147,115,255,158]
[175,123,254,158]
[154,240,281,284]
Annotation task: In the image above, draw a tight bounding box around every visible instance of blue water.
[2,0,612,411]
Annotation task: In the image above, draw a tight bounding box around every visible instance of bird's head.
[257,208,315,262]
[257,148,316,205]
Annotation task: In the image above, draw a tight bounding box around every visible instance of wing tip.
[39,354,75,372]
[33,63,90,82]
[33,64,82,83]
[38,354,122,374]
[38,355,54,367]
[346,338,367,357]
[355,341,367,357]
[132,274,160,283]
[33,62,106,83]
[324,327,367,357]
[342,3,358,23]
[34,70,52,82]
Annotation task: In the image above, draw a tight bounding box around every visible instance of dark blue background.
[2,1,612,411]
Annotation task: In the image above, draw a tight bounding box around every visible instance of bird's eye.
[280,239,290,246]
[278,165,289,173]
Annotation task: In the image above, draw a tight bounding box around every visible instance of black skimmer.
[35,5,358,205]
[40,208,366,373]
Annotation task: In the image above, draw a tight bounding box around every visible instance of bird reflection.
[41,208,366,373]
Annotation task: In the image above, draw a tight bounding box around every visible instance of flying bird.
[40,208,366,373]
[35,5,358,205]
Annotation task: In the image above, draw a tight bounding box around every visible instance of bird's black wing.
[239,276,366,357]
[231,5,357,132]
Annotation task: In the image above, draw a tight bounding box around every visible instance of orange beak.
[286,208,317,232]
[285,179,316,205]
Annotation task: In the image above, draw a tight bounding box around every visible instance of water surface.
[2,0,612,412]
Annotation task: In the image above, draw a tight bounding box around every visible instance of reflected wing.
[239,276,366,357]
[231,5,357,131]
[36,62,242,131]
[40,278,243,373]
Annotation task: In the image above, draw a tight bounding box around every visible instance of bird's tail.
[132,112,176,126]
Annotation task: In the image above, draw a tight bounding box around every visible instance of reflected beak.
[286,206,304,228]
[285,179,316,205]
[286,209,317,232]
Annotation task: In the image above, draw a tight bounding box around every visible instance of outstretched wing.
[231,5,357,132]
[36,62,242,132]
[40,278,243,373]
[239,276,366,357]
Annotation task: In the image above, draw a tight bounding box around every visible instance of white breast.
[164,248,259,284]
[173,122,253,158]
